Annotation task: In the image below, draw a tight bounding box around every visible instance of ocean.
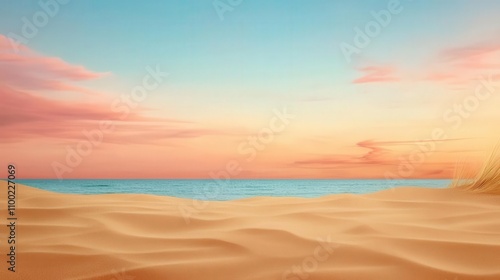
[18,179,451,200]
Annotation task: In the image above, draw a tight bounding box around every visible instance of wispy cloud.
[293,138,472,177]
[425,42,500,86]
[0,34,225,144]
[352,41,500,88]
[352,66,400,84]
[0,35,107,95]
[440,43,500,69]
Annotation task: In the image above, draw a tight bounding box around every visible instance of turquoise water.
[18,179,451,200]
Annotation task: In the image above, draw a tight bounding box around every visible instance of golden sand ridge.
[1,154,500,280]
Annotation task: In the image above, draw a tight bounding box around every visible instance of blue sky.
[1,0,499,178]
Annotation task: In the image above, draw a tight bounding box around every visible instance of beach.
[1,182,500,280]
[2,0,499,279]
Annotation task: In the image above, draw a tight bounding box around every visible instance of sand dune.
[1,182,500,280]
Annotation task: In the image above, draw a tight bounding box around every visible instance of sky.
[0,0,499,179]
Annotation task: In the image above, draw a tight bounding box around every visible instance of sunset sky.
[1,0,499,179]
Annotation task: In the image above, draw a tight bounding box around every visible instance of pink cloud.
[294,139,396,168]
[293,138,471,178]
[425,43,500,86]
[352,66,400,84]
[0,34,227,144]
[440,44,500,69]
[0,34,107,95]
[353,42,500,88]
[0,83,223,143]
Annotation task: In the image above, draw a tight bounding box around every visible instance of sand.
[1,182,500,280]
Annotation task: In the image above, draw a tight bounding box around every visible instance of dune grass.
[450,144,500,194]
